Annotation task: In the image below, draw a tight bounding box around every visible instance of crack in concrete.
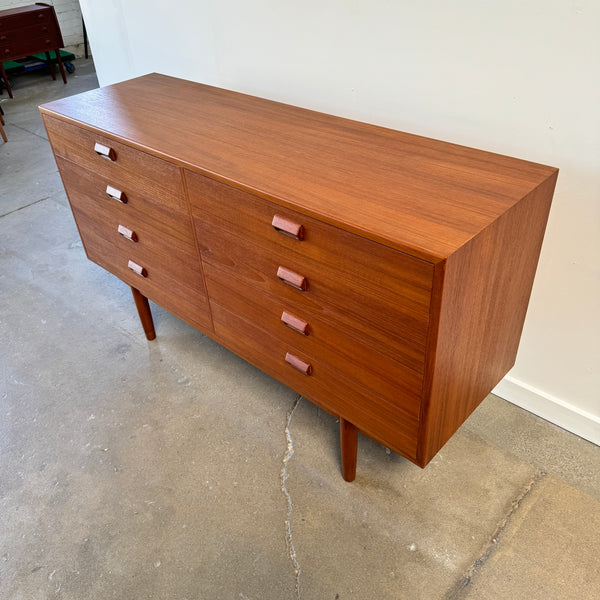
[0,196,50,219]
[281,394,302,599]
[445,470,547,600]
[9,121,50,141]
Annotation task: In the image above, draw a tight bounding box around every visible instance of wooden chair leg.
[131,287,156,340]
[0,122,6,143]
[340,418,358,482]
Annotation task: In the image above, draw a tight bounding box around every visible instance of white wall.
[79,0,599,444]
[0,0,84,54]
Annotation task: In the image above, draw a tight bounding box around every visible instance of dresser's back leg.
[340,418,358,482]
[131,287,156,340]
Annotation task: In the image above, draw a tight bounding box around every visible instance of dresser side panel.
[417,170,558,466]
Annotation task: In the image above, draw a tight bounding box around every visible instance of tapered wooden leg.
[340,418,358,482]
[131,287,156,340]
[55,49,67,84]
[45,52,56,80]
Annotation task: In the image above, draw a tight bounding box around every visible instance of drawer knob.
[118,224,138,242]
[277,266,307,291]
[272,215,304,240]
[127,260,147,278]
[281,311,309,335]
[94,142,117,161]
[285,352,312,376]
[106,185,127,203]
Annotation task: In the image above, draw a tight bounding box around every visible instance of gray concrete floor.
[1,62,599,600]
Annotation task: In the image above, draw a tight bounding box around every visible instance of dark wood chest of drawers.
[0,2,66,98]
[40,74,558,480]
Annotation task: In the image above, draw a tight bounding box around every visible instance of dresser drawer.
[43,116,186,213]
[0,23,57,52]
[73,211,211,332]
[206,266,423,416]
[1,38,57,58]
[212,301,419,459]
[0,9,50,31]
[71,204,205,297]
[56,157,196,249]
[187,171,433,327]
[196,222,429,370]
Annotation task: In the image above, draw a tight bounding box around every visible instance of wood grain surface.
[205,266,423,414]
[41,73,559,473]
[40,73,557,261]
[211,301,420,460]
[418,172,558,465]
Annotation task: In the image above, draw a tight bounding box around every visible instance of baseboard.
[493,376,600,446]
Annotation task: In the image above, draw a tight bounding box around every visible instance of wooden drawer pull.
[277,266,307,291]
[272,215,304,240]
[281,311,309,335]
[106,185,127,203]
[118,224,138,242]
[94,142,116,161]
[285,352,312,375]
[127,260,147,278]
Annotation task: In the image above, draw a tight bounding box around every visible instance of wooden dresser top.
[40,73,557,262]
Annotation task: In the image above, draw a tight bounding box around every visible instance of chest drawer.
[73,210,211,332]
[187,171,433,328]
[205,266,423,415]
[0,9,50,31]
[196,221,429,370]
[43,116,186,213]
[70,202,204,293]
[0,23,57,52]
[212,301,419,459]
[55,157,196,249]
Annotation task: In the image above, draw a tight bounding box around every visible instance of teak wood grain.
[195,220,430,369]
[211,301,420,459]
[186,169,433,324]
[204,266,423,415]
[40,73,558,479]
[40,73,556,262]
[54,156,195,248]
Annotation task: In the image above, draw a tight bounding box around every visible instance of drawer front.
[56,156,196,250]
[43,116,186,213]
[186,170,433,327]
[212,301,419,460]
[73,210,211,332]
[196,222,428,372]
[0,9,51,31]
[0,24,58,52]
[206,266,423,417]
[71,203,204,293]
[1,39,57,59]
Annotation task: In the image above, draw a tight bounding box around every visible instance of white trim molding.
[493,376,600,446]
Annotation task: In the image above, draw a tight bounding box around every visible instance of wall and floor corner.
[77,0,599,444]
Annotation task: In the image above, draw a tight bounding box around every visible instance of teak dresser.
[40,74,558,481]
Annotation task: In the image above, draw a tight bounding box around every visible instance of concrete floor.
[1,62,599,600]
